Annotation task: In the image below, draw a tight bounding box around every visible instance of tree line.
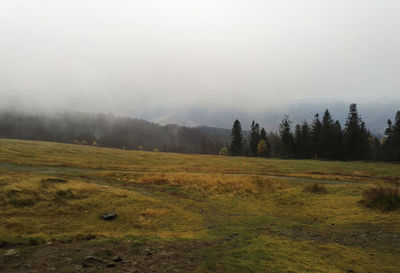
[0,111,228,154]
[229,104,400,161]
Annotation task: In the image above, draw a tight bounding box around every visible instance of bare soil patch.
[0,240,212,273]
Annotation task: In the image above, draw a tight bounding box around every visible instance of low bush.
[41,178,68,183]
[303,183,327,194]
[361,186,400,211]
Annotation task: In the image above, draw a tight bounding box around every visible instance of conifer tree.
[279,115,294,158]
[260,128,267,142]
[333,120,344,159]
[300,120,313,158]
[292,120,312,158]
[294,124,302,158]
[230,119,243,156]
[382,110,400,161]
[320,109,338,159]
[249,120,261,156]
[260,127,270,156]
[343,103,369,160]
[311,113,322,159]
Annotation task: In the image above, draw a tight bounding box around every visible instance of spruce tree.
[343,103,369,160]
[333,120,344,159]
[300,120,313,158]
[249,120,261,156]
[260,128,267,141]
[293,120,312,159]
[260,127,270,156]
[320,109,343,159]
[230,119,243,156]
[382,110,400,161]
[311,113,322,159]
[279,115,294,158]
[294,124,302,158]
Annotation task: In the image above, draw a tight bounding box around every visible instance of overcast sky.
[1,0,399,115]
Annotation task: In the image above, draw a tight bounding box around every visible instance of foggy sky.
[1,0,399,115]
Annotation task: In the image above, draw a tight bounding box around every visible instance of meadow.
[0,139,399,272]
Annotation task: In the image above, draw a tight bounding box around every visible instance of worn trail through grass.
[0,161,367,186]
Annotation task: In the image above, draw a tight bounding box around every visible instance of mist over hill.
[136,100,399,135]
[0,110,229,154]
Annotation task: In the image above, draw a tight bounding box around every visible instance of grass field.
[0,139,399,272]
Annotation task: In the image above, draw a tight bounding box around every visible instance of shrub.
[219,147,229,156]
[303,183,327,194]
[41,178,68,184]
[361,186,400,211]
[257,140,268,157]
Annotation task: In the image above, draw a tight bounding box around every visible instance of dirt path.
[0,239,213,273]
[0,162,368,186]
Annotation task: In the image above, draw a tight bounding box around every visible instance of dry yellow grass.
[0,139,399,272]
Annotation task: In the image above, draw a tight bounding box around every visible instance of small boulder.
[4,249,19,257]
[101,212,116,221]
[113,255,123,262]
[84,256,103,263]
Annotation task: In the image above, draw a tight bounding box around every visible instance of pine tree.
[249,120,261,156]
[320,109,340,159]
[294,124,302,158]
[382,110,400,161]
[311,113,322,159]
[293,120,312,159]
[343,103,369,160]
[260,128,267,141]
[333,120,344,159]
[260,127,270,156]
[279,115,294,158]
[230,119,243,156]
[300,120,313,158]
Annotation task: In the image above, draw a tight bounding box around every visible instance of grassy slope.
[0,139,400,272]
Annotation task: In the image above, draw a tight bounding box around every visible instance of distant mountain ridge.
[145,101,400,135]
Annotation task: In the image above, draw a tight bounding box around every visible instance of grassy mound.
[362,186,400,211]
[303,183,327,194]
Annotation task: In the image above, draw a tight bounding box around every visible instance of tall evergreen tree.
[343,103,369,160]
[319,109,344,159]
[279,115,294,158]
[293,120,312,159]
[294,124,302,158]
[260,128,267,141]
[333,120,344,159]
[381,110,400,161]
[268,131,281,156]
[230,119,243,156]
[311,113,322,159]
[260,127,270,156]
[302,121,312,158]
[249,120,261,156]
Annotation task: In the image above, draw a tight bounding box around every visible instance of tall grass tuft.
[361,186,400,211]
[303,183,327,194]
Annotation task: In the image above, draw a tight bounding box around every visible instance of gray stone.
[84,255,103,263]
[101,212,116,220]
[4,249,19,257]
[113,255,123,262]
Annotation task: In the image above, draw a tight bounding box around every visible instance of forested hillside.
[0,111,228,154]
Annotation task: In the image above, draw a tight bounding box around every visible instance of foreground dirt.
[0,240,212,273]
